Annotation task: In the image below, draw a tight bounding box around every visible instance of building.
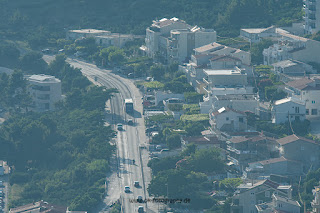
[285,77,320,119]
[240,26,288,43]
[194,42,251,65]
[312,185,320,213]
[144,18,216,63]
[304,0,320,34]
[27,74,62,112]
[271,97,306,124]
[210,107,247,132]
[255,194,301,213]
[212,94,259,114]
[277,134,320,171]
[95,34,134,48]
[227,135,278,167]
[263,33,320,65]
[67,29,111,40]
[272,59,316,77]
[231,179,293,213]
[9,201,67,213]
[246,157,303,179]
[203,69,247,89]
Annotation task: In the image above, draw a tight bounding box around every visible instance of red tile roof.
[286,78,314,90]
[277,134,319,146]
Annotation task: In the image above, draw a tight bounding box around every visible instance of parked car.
[138,206,144,213]
[134,181,140,187]
[117,123,123,131]
[127,119,134,125]
[124,186,130,193]
[137,196,143,203]
[128,73,134,78]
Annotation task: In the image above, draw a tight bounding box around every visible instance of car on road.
[124,186,130,193]
[127,119,133,125]
[138,206,144,213]
[134,181,139,187]
[127,73,134,78]
[137,196,143,203]
[117,123,123,131]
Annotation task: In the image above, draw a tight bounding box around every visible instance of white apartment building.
[271,97,306,124]
[263,33,320,65]
[27,74,62,112]
[285,77,320,119]
[304,0,320,34]
[203,69,247,89]
[144,18,216,63]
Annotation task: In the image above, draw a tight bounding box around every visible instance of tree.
[166,134,181,149]
[185,122,204,136]
[19,51,48,74]
[184,92,203,104]
[150,64,165,81]
[108,49,125,65]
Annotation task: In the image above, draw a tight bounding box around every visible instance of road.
[43,55,156,213]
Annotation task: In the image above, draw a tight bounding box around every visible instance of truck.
[125,98,134,113]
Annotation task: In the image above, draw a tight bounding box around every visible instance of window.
[295,107,299,113]
[312,100,316,104]
[312,109,318,115]
[226,117,229,121]
[251,192,255,195]
[295,116,300,121]
[239,117,244,123]
[306,109,310,115]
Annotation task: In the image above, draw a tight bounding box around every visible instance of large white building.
[304,0,320,34]
[144,18,216,63]
[285,77,320,119]
[27,74,62,112]
[263,33,320,65]
[271,97,306,124]
[67,29,137,48]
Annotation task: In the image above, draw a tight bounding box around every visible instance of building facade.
[271,97,306,124]
[27,74,62,112]
[304,0,320,34]
[144,18,216,63]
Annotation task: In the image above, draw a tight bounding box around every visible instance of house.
[304,0,320,34]
[203,68,248,96]
[245,157,303,179]
[271,97,306,124]
[231,179,293,213]
[312,185,320,213]
[9,201,67,213]
[263,33,320,65]
[255,194,301,213]
[285,77,320,119]
[194,42,251,65]
[211,94,259,114]
[210,107,247,132]
[227,135,278,167]
[272,59,316,77]
[144,18,216,63]
[277,134,320,171]
[26,74,63,112]
[240,26,288,43]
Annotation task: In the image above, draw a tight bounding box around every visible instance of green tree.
[166,134,181,149]
[19,51,48,74]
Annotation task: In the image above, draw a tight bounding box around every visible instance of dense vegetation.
[0,55,117,211]
[148,146,225,209]
[0,0,303,49]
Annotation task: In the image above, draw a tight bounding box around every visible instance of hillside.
[0,0,303,42]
